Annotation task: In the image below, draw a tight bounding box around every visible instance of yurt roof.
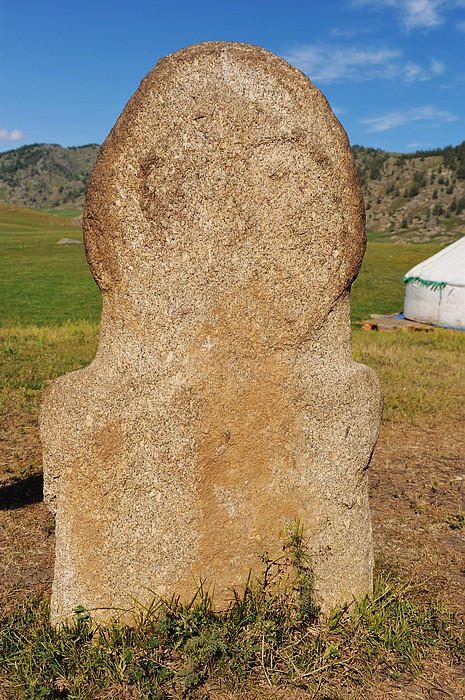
[403,236,465,289]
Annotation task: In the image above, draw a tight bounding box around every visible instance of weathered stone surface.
[40,42,382,624]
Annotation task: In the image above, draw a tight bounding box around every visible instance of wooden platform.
[358,313,435,332]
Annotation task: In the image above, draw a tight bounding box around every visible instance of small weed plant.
[1,527,463,699]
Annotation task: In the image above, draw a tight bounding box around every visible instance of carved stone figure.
[40,42,382,624]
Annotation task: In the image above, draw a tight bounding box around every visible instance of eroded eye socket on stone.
[45,42,381,627]
[133,132,356,286]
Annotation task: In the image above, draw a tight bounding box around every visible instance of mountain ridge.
[0,143,99,210]
[353,142,465,242]
[1,141,464,242]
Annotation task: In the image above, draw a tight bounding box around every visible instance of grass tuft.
[0,533,463,698]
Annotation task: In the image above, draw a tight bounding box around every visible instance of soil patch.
[0,419,464,696]
[371,421,465,614]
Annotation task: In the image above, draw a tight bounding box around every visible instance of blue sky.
[1,0,464,154]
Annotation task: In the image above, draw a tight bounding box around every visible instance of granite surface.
[40,42,382,624]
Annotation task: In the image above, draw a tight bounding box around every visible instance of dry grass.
[1,324,464,698]
[353,328,465,425]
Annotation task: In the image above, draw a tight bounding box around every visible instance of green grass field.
[0,206,101,327]
[41,208,83,220]
[0,205,446,328]
[351,231,444,323]
[1,206,463,429]
[1,208,464,698]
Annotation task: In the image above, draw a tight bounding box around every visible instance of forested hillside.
[0,143,99,209]
[1,140,464,241]
[354,142,465,242]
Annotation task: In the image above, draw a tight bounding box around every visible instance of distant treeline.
[0,143,100,208]
[352,140,465,184]
[397,141,465,179]
[1,141,465,233]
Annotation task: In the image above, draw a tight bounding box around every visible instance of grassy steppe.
[0,206,101,327]
[0,205,447,327]
[351,231,445,323]
[0,210,464,698]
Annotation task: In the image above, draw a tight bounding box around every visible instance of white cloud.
[285,45,401,81]
[406,142,436,149]
[361,106,458,132]
[403,0,442,30]
[404,58,444,81]
[430,59,445,76]
[285,44,444,83]
[0,129,23,141]
[352,0,447,30]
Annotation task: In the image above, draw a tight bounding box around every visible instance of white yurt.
[403,236,465,330]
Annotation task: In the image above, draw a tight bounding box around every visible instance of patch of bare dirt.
[0,418,463,697]
[0,408,53,612]
[363,656,465,700]
[370,421,465,614]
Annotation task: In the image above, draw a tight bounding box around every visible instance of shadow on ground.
[0,474,43,510]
